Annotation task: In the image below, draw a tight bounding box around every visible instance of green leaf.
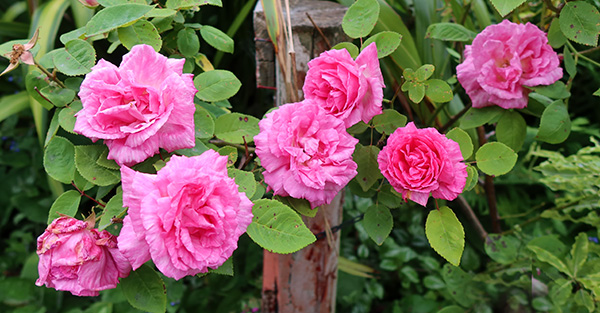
[58,101,83,134]
[571,232,588,277]
[576,290,595,312]
[175,137,210,157]
[559,1,600,46]
[246,199,316,254]
[75,145,121,186]
[593,87,600,97]
[446,127,473,159]
[527,241,572,276]
[145,8,177,18]
[177,27,200,58]
[376,185,403,209]
[98,0,148,5]
[475,142,517,176]
[166,0,221,9]
[408,82,425,103]
[274,195,317,217]
[342,0,380,39]
[496,110,526,152]
[0,92,30,123]
[463,165,478,192]
[194,70,241,102]
[529,81,571,100]
[39,85,75,107]
[47,190,81,224]
[214,113,259,144]
[425,206,465,266]
[98,189,126,231]
[563,46,577,78]
[193,105,215,140]
[353,144,382,192]
[425,79,453,103]
[536,100,571,144]
[362,31,402,58]
[118,19,162,52]
[53,39,96,76]
[96,149,120,170]
[423,275,445,290]
[415,64,434,81]
[372,109,407,134]
[120,264,167,313]
[363,204,393,245]
[44,136,76,184]
[437,306,465,313]
[425,23,477,42]
[489,0,526,17]
[25,70,53,110]
[331,42,359,59]
[217,146,237,167]
[484,234,519,265]
[227,168,256,198]
[548,18,568,48]
[459,106,503,129]
[347,121,369,134]
[86,4,154,36]
[200,25,234,54]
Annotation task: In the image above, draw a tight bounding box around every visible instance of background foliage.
[0,0,599,312]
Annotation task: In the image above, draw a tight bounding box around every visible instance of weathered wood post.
[253,1,349,312]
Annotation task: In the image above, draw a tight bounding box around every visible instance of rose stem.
[438,101,472,133]
[305,13,331,50]
[71,181,106,208]
[34,60,66,88]
[454,195,488,241]
[476,126,501,233]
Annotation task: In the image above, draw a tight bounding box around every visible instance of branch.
[476,126,501,233]
[455,195,488,241]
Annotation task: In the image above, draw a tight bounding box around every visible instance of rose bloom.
[456,20,562,109]
[303,42,385,127]
[255,100,358,208]
[117,151,253,280]
[74,44,197,166]
[378,122,467,206]
[36,216,131,296]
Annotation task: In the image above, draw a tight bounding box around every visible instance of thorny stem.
[455,195,488,241]
[439,101,472,133]
[477,126,501,233]
[34,60,66,88]
[71,181,106,208]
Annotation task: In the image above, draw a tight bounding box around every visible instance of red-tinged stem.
[476,126,501,233]
[71,181,105,208]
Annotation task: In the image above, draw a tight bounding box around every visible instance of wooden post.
[254,1,348,312]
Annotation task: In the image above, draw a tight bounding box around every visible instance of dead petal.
[0,62,19,77]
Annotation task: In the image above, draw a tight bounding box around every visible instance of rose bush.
[378,122,467,206]
[117,151,253,280]
[36,216,131,296]
[254,100,358,208]
[74,44,197,166]
[303,42,384,127]
[456,20,562,109]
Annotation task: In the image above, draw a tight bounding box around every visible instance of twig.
[71,181,106,208]
[455,195,488,241]
[542,0,561,13]
[306,13,331,50]
[34,60,66,88]
[477,126,501,233]
[209,139,256,153]
[439,102,472,133]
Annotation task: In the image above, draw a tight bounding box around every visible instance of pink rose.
[303,42,385,127]
[36,216,131,296]
[254,100,358,208]
[456,20,562,109]
[117,151,253,280]
[74,44,197,166]
[378,122,467,206]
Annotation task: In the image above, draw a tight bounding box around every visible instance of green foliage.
[363,204,393,245]
[86,4,154,36]
[446,127,473,159]
[536,100,571,144]
[425,23,476,42]
[118,19,162,51]
[120,264,167,313]
[200,26,234,53]
[475,142,517,176]
[362,31,402,58]
[246,199,316,254]
[353,144,382,192]
[489,0,526,17]
[52,39,96,76]
[47,190,80,223]
[425,206,464,266]
[342,0,380,39]
[214,113,259,144]
[194,70,242,102]
[559,1,600,46]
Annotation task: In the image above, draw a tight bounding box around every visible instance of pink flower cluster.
[457,20,562,109]
[118,152,253,280]
[74,44,197,166]
[378,122,467,206]
[36,216,130,296]
[255,43,384,208]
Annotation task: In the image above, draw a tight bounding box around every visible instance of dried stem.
[476,126,501,233]
[439,102,472,133]
[209,139,256,153]
[306,13,331,50]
